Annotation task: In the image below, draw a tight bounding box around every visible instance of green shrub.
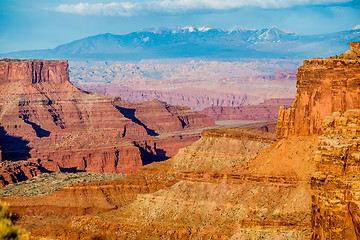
[0,201,28,240]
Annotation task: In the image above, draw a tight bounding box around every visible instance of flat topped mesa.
[276,42,360,139]
[0,59,69,84]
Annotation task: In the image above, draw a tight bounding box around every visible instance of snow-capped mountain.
[2,26,359,60]
[352,24,360,30]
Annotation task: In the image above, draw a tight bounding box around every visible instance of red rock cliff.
[311,110,360,239]
[0,60,69,84]
[0,59,214,186]
[276,42,360,139]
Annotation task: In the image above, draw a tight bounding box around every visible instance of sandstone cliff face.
[276,44,360,139]
[0,60,146,175]
[0,60,214,186]
[312,110,360,239]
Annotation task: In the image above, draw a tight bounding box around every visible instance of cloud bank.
[52,0,353,16]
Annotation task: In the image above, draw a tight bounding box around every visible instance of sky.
[0,0,359,53]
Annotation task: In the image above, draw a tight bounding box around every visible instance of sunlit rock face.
[312,110,360,240]
[276,42,360,139]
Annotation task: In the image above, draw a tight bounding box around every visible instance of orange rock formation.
[1,43,359,239]
[311,110,360,239]
[0,59,215,186]
[276,43,360,139]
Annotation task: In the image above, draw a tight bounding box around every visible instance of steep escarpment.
[312,110,360,239]
[0,60,145,176]
[276,42,360,139]
[0,59,214,186]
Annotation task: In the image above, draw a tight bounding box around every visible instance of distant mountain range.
[2,26,360,60]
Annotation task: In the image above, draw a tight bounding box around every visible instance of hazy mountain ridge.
[2,26,359,60]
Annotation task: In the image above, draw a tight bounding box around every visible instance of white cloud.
[51,0,352,16]
[53,2,138,16]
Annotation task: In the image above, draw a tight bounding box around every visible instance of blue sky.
[0,0,359,52]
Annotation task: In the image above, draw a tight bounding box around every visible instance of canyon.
[70,59,299,110]
[1,42,359,239]
[0,59,215,186]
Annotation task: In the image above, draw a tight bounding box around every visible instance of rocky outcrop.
[276,42,360,139]
[0,60,146,174]
[310,44,360,239]
[201,98,293,121]
[0,59,215,186]
[0,159,47,187]
[312,110,360,239]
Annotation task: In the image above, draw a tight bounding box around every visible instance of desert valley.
[0,37,359,240]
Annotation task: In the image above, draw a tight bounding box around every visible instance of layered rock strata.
[311,110,360,239]
[113,99,213,134]
[0,59,215,185]
[276,42,360,139]
[3,129,318,239]
[2,44,358,239]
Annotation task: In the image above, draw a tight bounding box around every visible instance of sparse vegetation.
[0,172,126,198]
[0,58,25,62]
[0,201,28,240]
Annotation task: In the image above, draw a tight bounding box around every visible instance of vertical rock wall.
[312,110,360,239]
[0,60,69,84]
[276,43,360,139]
